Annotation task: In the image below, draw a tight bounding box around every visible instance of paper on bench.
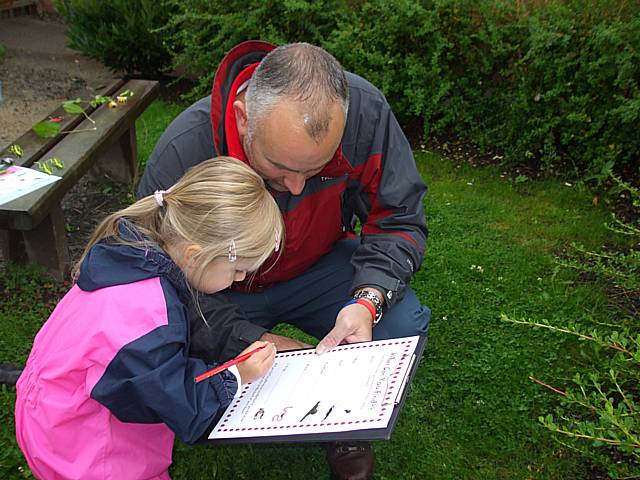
[0,166,60,206]
[209,336,419,439]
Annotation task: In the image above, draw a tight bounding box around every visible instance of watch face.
[355,290,383,325]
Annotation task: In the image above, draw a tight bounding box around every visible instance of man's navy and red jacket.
[138,41,428,360]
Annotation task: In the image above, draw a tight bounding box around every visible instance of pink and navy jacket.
[15,223,238,479]
[138,41,428,353]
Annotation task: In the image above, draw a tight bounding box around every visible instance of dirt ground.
[0,15,132,266]
[0,15,118,148]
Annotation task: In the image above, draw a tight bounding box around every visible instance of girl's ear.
[182,245,202,267]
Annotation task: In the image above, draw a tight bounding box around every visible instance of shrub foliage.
[58,0,640,176]
[55,0,176,76]
[504,174,639,478]
[164,0,347,99]
[167,0,639,178]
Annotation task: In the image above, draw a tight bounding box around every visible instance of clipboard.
[207,335,427,445]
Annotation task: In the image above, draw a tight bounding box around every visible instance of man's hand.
[260,332,312,351]
[315,303,373,354]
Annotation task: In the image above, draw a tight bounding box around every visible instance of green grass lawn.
[0,101,622,479]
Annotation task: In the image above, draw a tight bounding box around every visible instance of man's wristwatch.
[353,290,384,326]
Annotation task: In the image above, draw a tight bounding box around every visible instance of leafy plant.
[31,121,61,139]
[504,173,640,478]
[503,314,640,478]
[54,0,176,76]
[32,91,134,139]
[165,0,347,99]
[164,0,639,181]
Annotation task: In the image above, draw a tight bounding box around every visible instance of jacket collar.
[77,220,189,299]
[210,40,275,156]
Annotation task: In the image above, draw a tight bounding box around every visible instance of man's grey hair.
[245,43,349,143]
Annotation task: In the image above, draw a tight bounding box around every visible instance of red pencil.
[194,344,268,383]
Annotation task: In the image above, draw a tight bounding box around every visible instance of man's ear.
[233,100,249,138]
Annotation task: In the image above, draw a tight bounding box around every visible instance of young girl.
[15,157,284,479]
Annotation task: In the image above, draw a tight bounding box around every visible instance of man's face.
[239,100,345,195]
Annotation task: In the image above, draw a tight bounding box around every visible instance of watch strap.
[353,290,383,325]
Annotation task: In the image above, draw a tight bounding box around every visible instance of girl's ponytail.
[73,157,284,284]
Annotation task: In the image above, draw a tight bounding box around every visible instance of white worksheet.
[0,165,60,206]
[209,336,419,440]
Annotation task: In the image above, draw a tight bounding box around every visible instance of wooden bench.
[0,78,159,280]
[0,0,37,16]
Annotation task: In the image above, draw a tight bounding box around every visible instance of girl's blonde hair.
[74,157,284,285]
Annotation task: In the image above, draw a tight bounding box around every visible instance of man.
[138,41,431,480]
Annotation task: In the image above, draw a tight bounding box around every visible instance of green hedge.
[164,0,347,95]
[167,0,639,179]
[55,0,176,76]
[58,0,640,179]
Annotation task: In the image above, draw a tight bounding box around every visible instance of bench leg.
[0,229,28,265]
[21,206,70,281]
[91,124,138,185]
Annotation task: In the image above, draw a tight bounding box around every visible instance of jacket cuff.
[237,323,269,348]
[351,271,403,308]
[227,365,243,397]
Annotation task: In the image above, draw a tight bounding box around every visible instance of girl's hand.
[236,341,276,384]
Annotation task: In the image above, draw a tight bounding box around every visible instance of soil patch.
[0,15,119,147]
[0,15,129,269]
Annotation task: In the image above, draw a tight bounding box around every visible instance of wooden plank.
[1,0,36,9]
[0,79,126,168]
[0,79,160,231]
[91,122,138,184]
[22,204,69,281]
[0,229,27,263]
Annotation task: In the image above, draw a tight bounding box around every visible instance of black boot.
[0,362,23,385]
[326,441,374,480]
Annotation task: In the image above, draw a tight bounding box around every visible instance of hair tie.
[154,190,168,207]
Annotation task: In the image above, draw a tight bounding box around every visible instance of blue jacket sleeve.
[90,324,238,445]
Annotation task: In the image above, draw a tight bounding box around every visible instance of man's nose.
[283,173,306,195]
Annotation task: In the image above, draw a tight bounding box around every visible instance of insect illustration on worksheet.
[300,400,320,422]
[320,405,335,422]
[272,406,292,422]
